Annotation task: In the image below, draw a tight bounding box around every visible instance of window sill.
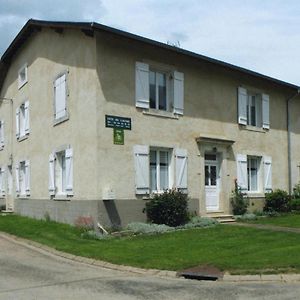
[17,134,29,142]
[53,195,71,201]
[143,109,179,119]
[245,193,265,198]
[239,125,267,133]
[53,114,69,126]
[18,195,29,199]
[18,80,28,90]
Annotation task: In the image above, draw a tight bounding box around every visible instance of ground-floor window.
[247,156,261,192]
[150,149,171,192]
[55,151,66,195]
[16,160,30,197]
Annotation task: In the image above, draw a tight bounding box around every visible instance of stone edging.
[1,232,300,283]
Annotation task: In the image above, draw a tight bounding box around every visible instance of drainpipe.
[287,90,300,195]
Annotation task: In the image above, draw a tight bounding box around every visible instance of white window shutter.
[238,87,247,125]
[25,160,30,196]
[264,156,272,193]
[262,94,270,129]
[16,108,20,139]
[15,164,20,196]
[175,148,188,192]
[54,74,67,119]
[24,100,30,134]
[49,153,55,196]
[0,167,5,197]
[173,71,184,115]
[135,62,150,109]
[65,148,73,196]
[0,121,4,148]
[236,154,248,191]
[133,145,150,194]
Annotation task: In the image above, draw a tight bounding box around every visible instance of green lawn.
[245,213,300,228]
[1,214,300,274]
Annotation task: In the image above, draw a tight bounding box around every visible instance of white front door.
[205,155,220,211]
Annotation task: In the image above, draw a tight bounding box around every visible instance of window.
[135,62,184,115]
[18,64,28,89]
[49,148,73,197]
[238,87,269,129]
[54,73,68,122]
[247,156,260,192]
[7,165,12,196]
[149,70,167,111]
[0,120,4,149]
[16,160,30,197]
[0,167,5,197]
[150,149,170,192]
[133,145,188,195]
[55,151,67,195]
[16,101,29,139]
[237,154,271,193]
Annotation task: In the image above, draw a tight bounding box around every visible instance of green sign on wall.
[113,128,124,145]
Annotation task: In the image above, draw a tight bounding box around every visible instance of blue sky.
[1,0,300,85]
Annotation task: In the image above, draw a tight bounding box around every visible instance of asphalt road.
[1,236,300,300]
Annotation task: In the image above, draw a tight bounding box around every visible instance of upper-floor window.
[238,87,269,129]
[0,120,4,150]
[135,62,184,115]
[16,100,30,140]
[18,64,28,89]
[16,160,30,197]
[49,148,73,197]
[133,145,188,195]
[54,73,68,123]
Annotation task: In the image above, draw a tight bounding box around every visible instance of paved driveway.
[1,236,300,300]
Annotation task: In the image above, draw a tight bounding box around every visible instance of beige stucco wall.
[0,28,99,204]
[94,31,297,215]
[0,26,299,222]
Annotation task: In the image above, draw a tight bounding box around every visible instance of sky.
[1,0,300,85]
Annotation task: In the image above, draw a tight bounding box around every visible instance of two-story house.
[0,19,300,227]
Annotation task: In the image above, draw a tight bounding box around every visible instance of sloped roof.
[1,19,299,93]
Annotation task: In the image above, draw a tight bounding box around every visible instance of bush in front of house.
[145,189,189,227]
[231,180,248,215]
[181,216,218,229]
[263,189,291,213]
[290,198,300,211]
[126,222,175,235]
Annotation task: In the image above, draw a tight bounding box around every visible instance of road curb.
[1,232,300,283]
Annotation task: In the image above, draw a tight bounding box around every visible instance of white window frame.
[19,161,26,197]
[247,156,262,193]
[16,101,29,140]
[149,148,172,193]
[53,71,69,125]
[149,69,170,112]
[18,63,28,89]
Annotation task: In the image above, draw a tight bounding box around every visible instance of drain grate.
[177,265,223,281]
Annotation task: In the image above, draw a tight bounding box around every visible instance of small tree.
[264,189,291,213]
[145,189,189,227]
[231,179,248,215]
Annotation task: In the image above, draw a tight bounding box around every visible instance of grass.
[1,214,300,274]
[244,213,300,228]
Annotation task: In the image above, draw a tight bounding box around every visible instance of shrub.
[290,198,300,211]
[264,189,291,213]
[145,190,189,227]
[231,180,248,215]
[293,184,300,199]
[126,222,175,234]
[235,213,258,221]
[181,216,218,229]
[81,230,111,240]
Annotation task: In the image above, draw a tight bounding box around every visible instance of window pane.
[149,71,156,109]
[150,150,157,191]
[250,159,258,191]
[210,166,217,186]
[157,73,167,110]
[250,96,256,126]
[159,151,169,190]
[61,153,66,192]
[205,166,209,186]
